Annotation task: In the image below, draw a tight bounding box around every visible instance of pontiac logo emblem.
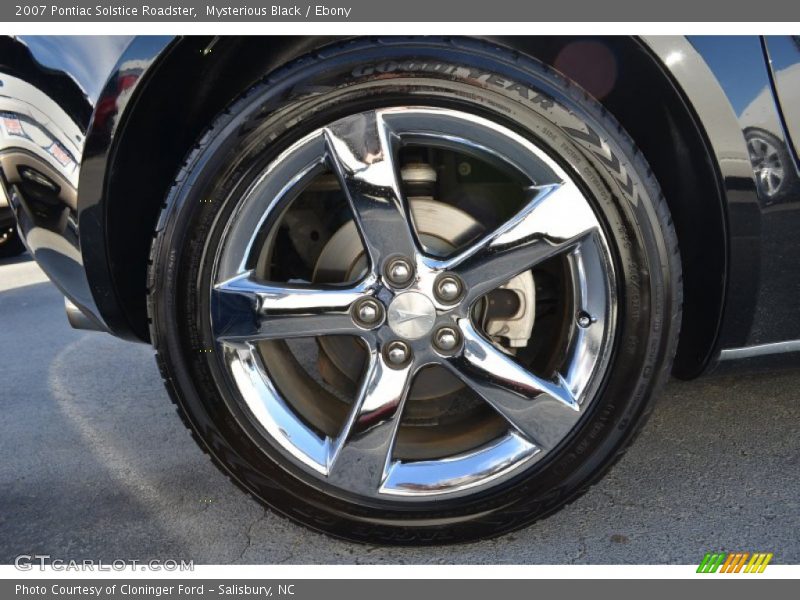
[387,292,437,339]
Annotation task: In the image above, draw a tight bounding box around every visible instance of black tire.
[148,38,682,544]
[0,224,25,258]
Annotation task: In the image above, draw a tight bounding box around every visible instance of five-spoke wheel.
[210,108,615,499]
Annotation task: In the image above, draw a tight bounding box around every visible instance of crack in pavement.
[237,507,268,563]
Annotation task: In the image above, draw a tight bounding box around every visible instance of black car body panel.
[764,36,800,164]
[688,36,800,355]
[1,35,799,376]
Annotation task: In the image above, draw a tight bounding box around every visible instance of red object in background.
[2,116,25,137]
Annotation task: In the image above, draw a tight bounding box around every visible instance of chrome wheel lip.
[209,106,617,501]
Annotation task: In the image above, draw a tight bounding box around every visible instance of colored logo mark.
[697,552,773,573]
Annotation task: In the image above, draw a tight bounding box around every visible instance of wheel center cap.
[387,292,437,340]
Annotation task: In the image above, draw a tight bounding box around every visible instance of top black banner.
[4,0,800,22]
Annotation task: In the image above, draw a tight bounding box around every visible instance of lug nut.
[358,302,379,323]
[433,326,461,352]
[577,311,593,328]
[384,340,412,367]
[352,298,383,328]
[385,257,414,287]
[435,275,463,303]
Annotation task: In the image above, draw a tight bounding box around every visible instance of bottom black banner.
[2,579,794,600]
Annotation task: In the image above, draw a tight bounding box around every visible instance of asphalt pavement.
[1,254,798,564]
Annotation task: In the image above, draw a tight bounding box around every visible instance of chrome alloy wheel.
[747,134,786,199]
[210,107,617,500]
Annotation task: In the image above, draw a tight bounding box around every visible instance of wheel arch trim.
[76,35,177,340]
[640,36,762,372]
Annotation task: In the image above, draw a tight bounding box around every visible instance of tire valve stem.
[577,311,594,328]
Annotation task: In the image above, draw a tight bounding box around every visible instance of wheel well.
[103,36,337,341]
[105,35,727,379]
